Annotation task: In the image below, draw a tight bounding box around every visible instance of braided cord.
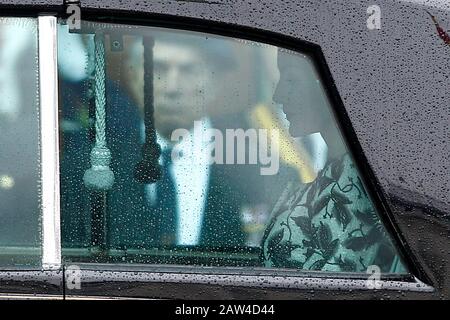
[83,32,115,191]
[94,33,107,147]
[134,36,162,183]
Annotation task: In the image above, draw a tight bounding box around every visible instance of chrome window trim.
[38,15,61,270]
[0,294,63,300]
[69,268,434,293]
[67,262,411,280]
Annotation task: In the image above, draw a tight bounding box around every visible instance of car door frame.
[58,7,438,300]
[0,11,63,299]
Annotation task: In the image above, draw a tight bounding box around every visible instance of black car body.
[0,0,448,300]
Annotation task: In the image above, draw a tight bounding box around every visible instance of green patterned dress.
[262,153,406,273]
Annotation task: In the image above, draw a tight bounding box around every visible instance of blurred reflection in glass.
[0,18,40,267]
[261,49,407,273]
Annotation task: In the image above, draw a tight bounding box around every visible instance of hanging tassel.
[83,32,115,191]
[134,36,162,183]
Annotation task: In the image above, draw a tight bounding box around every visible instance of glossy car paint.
[0,0,448,299]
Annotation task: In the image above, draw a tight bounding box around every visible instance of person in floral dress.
[262,49,406,273]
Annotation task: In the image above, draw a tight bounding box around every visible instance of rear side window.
[0,17,41,268]
[58,20,407,275]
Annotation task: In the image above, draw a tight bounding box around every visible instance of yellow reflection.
[251,104,316,183]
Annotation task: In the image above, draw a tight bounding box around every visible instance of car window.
[0,17,41,268]
[58,20,408,275]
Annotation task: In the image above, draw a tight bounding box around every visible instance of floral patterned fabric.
[262,153,404,273]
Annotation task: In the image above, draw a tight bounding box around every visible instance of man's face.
[153,42,215,138]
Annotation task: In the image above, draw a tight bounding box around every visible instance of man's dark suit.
[60,80,262,250]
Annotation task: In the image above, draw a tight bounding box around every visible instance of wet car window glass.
[0,18,41,268]
[59,20,408,275]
